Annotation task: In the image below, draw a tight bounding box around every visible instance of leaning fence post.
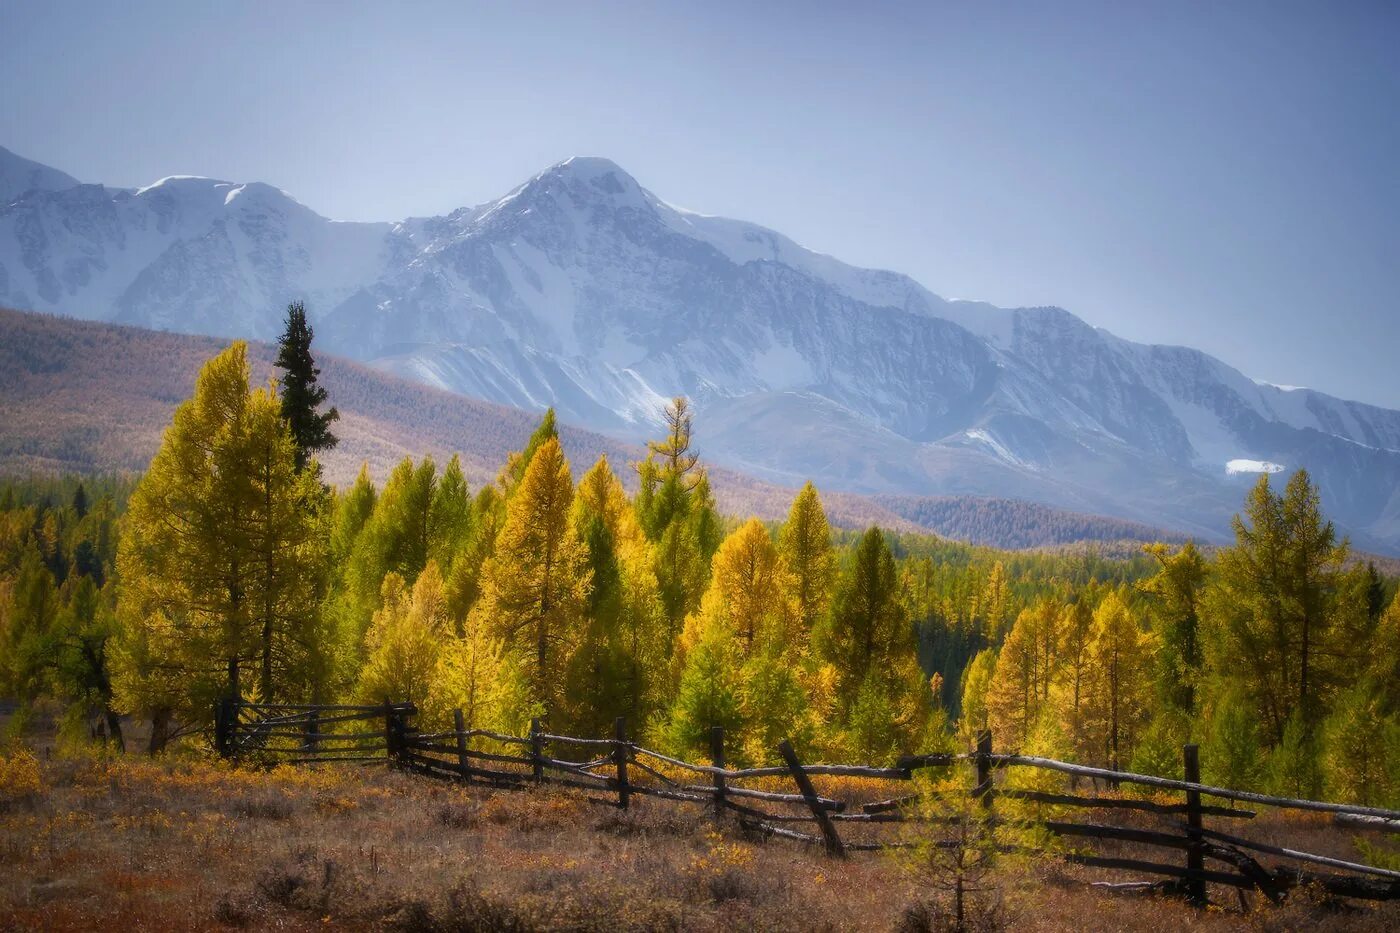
[454,708,472,785]
[710,726,727,824]
[1183,743,1207,906]
[614,716,630,810]
[778,739,846,858]
[975,729,994,809]
[530,717,544,784]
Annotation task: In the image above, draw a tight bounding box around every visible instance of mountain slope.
[2,148,1397,551]
[0,306,1188,550]
[0,145,80,204]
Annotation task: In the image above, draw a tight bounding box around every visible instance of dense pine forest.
[2,308,1399,811]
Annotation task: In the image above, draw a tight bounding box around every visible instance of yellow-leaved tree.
[112,341,325,751]
[562,456,664,734]
[777,482,834,652]
[357,563,452,707]
[985,598,1060,750]
[428,607,527,736]
[474,437,590,718]
[1081,591,1155,771]
[670,517,817,760]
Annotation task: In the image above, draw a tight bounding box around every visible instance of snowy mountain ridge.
[3,146,1399,551]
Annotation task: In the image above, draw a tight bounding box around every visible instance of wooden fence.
[218,700,1400,907]
[214,697,416,764]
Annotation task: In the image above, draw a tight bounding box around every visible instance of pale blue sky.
[3,1,1398,406]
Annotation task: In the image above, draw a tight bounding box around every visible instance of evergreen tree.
[0,544,57,706]
[1321,680,1399,807]
[46,575,124,750]
[739,646,816,760]
[1371,597,1400,713]
[1268,710,1324,799]
[778,482,835,648]
[1365,561,1388,623]
[331,465,377,565]
[662,615,744,760]
[846,672,903,763]
[1140,541,1207,713]
[562,511,632,735]
[429,454,473,572]
[245,383,328,698]
[1205,471,1363,744]
[346,457,443,618]
[273,301,338,472]
[567,457,664,728]
[817,527,909,705]
[1200,683,1264,790]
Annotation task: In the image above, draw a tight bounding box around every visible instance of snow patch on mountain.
[1227,459,1285,475]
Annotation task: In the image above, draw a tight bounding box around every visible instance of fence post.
[530,717,544,784]
[778,739,846,858]
[454,708,472,785]
[383,699,397,767]
[305,709,319,755]
[710,726,727,825]
[975,729,994,809]
[614,716,630,810]
[1183,743,1207,906]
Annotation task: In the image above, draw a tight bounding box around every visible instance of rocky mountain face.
[3,147,1398,551]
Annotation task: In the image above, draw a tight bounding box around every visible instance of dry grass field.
[2,742,1398,932]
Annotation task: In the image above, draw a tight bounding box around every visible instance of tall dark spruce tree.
[274,301,339,472]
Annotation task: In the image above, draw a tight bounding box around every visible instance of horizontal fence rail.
[217,700,1400,908]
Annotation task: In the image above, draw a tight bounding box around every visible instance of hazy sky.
[4,1,1398,406]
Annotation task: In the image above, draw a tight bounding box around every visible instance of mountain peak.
[549,155,632,182]
[525,155,649,206]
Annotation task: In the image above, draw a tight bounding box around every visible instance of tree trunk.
[147,707,172,756]
[262,444,274,700]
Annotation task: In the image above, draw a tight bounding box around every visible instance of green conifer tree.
[273,301,338,472]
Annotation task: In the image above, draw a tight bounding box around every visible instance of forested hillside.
[0,306,1184,550]
[3,327,1398,808]
[874,495,1186,550]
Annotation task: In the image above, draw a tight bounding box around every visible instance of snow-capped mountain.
[4,147,1399,551]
